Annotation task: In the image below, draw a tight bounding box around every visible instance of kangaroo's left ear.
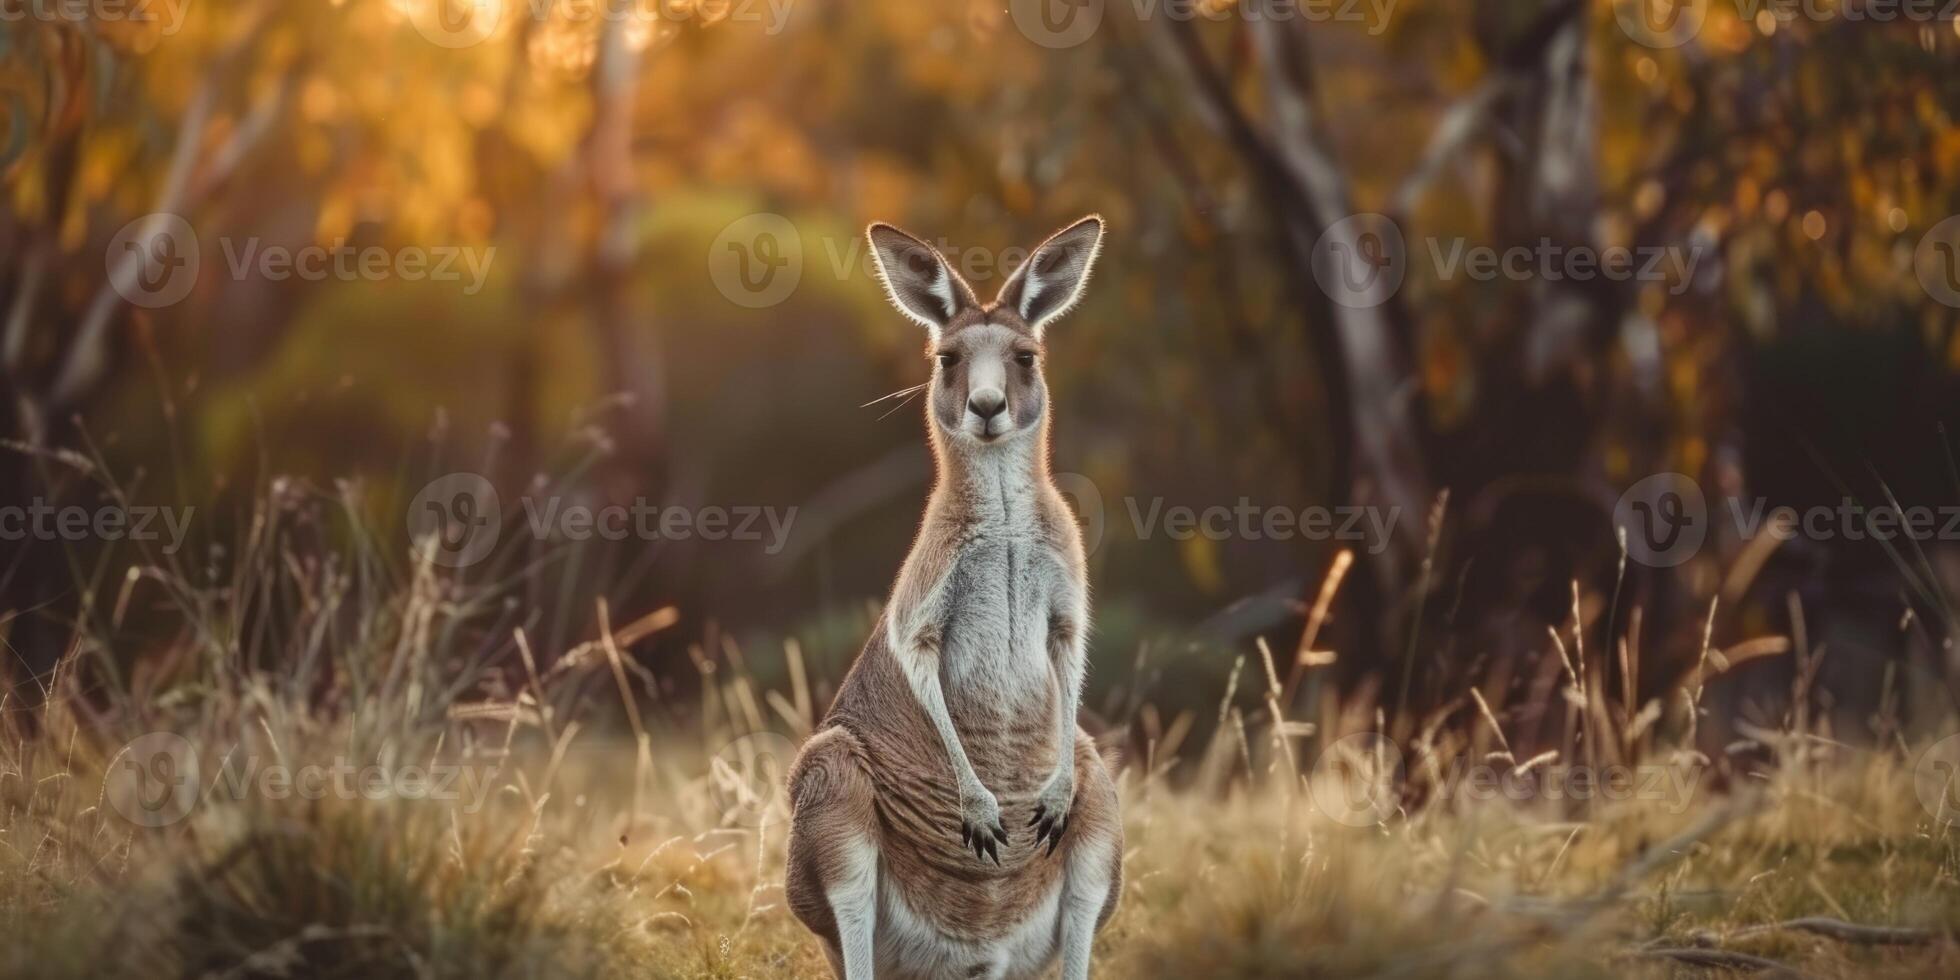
[996,215,1103,336]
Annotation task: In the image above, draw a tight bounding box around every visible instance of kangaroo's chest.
[940,532,1055,702]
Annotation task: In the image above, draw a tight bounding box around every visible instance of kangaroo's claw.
[1031,806,1068,856]
[958,787,1006,864]
[960,818,1005,863]
[1030,774,1075,857]
[964,821,998,863]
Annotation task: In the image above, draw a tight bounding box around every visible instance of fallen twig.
[1732,917,1949,946]
[1627,946,1808,977]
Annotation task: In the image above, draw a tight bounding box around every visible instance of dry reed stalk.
[1255,638,1299,786]
[1200,655,1246,793]
[513,627,559,744]
[785,639,812,732]
[1282,549,1351,707]
[1685,597,1719,750]
[1469,687,1515,765]
[597,599,653,819]
[1395,491,1451,727]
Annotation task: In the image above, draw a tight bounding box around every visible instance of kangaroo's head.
[867,216,1103,448]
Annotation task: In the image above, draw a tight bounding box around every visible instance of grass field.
[5,529,1960,978]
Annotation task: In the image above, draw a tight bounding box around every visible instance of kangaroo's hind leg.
[786,726,881,980]
[1055,731,1123,980]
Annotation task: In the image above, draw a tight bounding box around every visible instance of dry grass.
[7,664,1958,978]
[3,488,1959,978]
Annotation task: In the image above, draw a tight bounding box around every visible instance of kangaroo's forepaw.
[959,786,1007,865]
[1029,772,1074,857]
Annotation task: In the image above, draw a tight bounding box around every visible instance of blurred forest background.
[6,0,1960,753]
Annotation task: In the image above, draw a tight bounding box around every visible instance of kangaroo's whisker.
[861,383,928,409]
[876,389,925,420]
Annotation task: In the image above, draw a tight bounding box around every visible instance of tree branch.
[45,0,286,412]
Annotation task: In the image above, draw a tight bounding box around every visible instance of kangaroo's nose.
[968,389,1006,421]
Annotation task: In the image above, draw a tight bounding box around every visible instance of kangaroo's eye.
[936,352,960,370]
[1014,352,1037,368]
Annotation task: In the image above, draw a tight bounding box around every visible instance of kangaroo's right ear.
[867,223,978,339]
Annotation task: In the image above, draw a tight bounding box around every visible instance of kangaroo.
[785,216,1121,980]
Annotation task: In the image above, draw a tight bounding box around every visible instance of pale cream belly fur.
[868,854,1070,979]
